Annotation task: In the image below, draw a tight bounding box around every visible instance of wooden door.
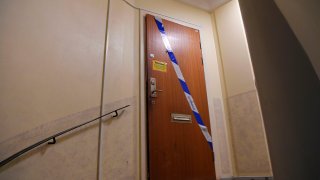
[146,14,216,180]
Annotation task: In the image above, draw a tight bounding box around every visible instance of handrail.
[0,105,130,167]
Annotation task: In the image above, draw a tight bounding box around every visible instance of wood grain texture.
[146,14,216,180]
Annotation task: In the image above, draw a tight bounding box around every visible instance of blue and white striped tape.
[154,17,213,150]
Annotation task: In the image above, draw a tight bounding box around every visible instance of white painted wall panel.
[0,0,107,143]
[214,0,272,176]
[214,0,255,97]
[0,0,108,179]
[99,0,140,179]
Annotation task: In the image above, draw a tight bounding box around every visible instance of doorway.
[146,14,216,180]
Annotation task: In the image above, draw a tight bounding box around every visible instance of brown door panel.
[146,14,216,180]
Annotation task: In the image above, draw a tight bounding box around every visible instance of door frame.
[139,11,221,180]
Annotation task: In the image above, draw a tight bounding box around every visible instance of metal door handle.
[150,77,163,98]
[152,89,163,93]
[151,89,163,97]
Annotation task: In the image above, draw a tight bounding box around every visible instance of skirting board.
[221,177,273,180]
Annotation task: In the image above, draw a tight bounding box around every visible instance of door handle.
[150,77,163,98]
[151,89,163,97]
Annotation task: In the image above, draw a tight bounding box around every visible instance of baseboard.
[221,177,273,180]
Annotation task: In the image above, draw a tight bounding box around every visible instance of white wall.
[274,0,320,79]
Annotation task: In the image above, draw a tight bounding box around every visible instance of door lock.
[150,77,163,98]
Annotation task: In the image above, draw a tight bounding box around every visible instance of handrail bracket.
[113,110,118,118]
[48,137,56,145]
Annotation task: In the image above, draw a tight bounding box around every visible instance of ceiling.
[175,0,231,12]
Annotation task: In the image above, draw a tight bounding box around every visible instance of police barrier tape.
[154,16,213,150]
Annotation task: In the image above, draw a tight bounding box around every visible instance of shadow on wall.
[238,0,320,179]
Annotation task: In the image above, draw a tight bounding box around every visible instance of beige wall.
[99,0,140,179]
[214,0,255,97]
[274,0,320,79]
[211,15,235,178]
[0,0,141,179]
[0,0,108,179]
[0,0,106,143]
[213,0,272,177]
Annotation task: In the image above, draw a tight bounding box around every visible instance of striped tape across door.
[154,16,213,150]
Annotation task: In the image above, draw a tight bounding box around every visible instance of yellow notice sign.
[152,60,167,72]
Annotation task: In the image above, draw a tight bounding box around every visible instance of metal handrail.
[0,105,130,167]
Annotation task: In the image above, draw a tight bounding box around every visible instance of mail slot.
[171,113,192,123]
